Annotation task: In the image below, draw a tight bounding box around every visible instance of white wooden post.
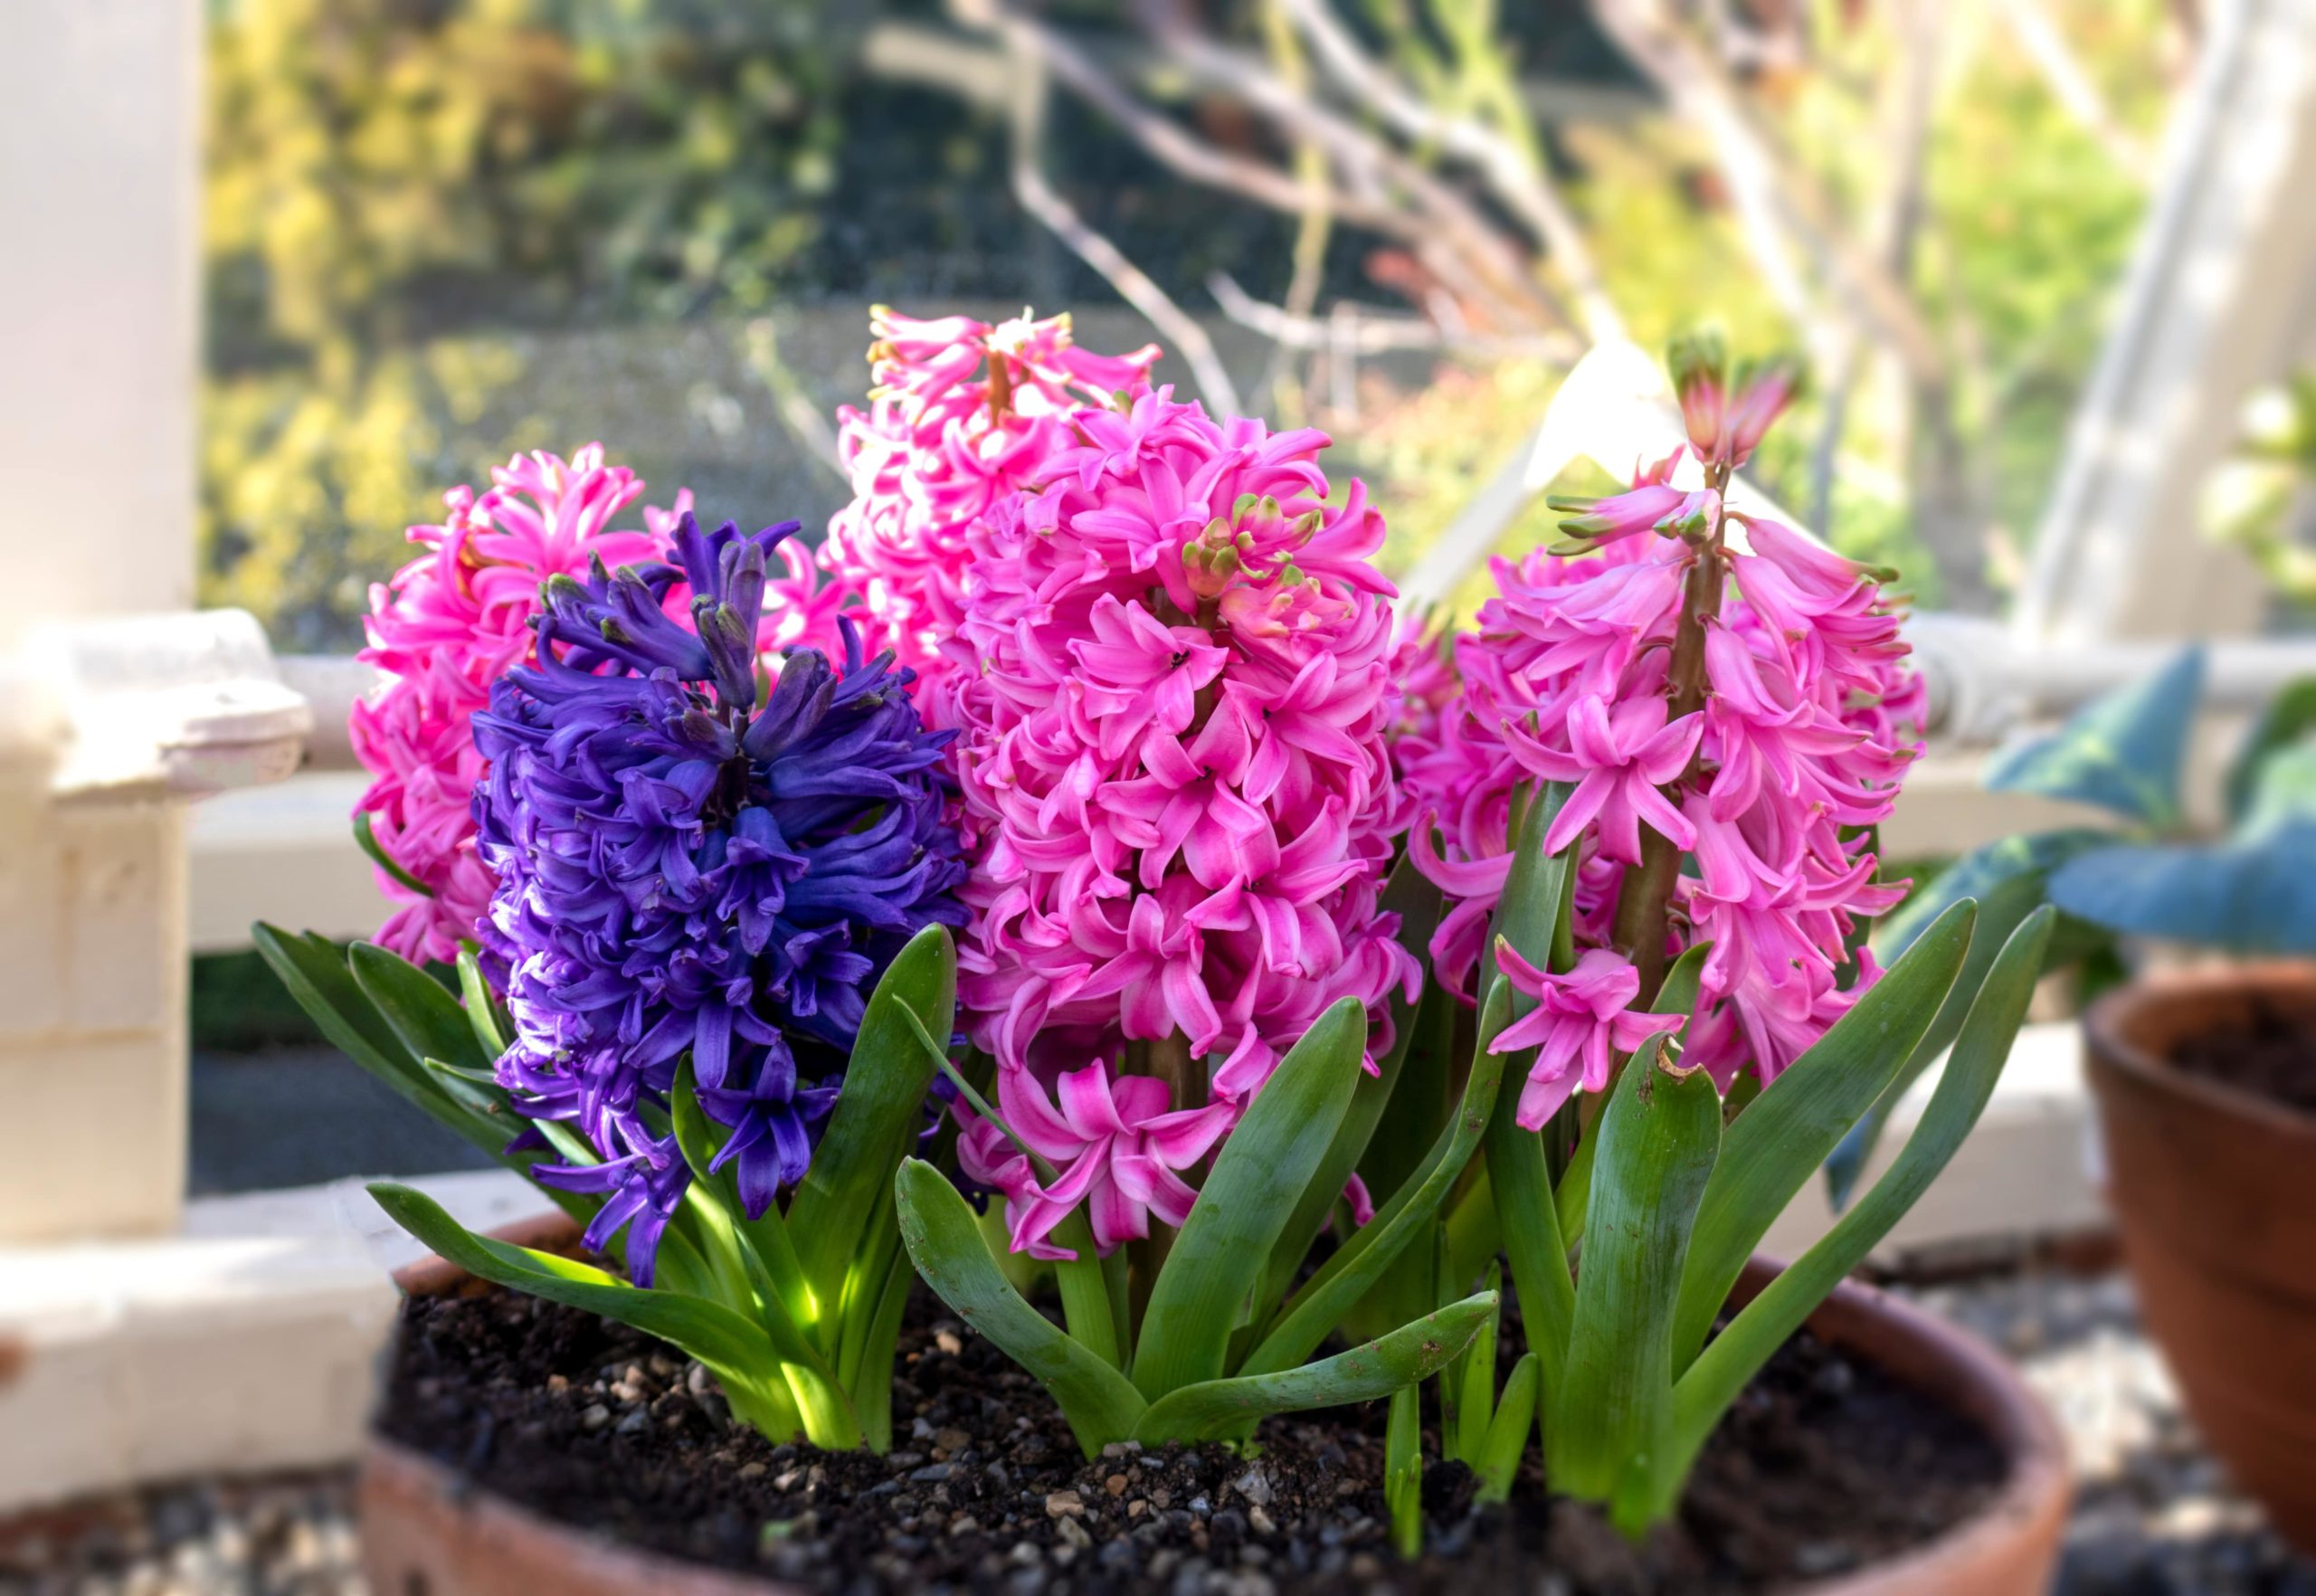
[0,0,203,1242]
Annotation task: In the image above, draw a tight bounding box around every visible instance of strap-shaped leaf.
[668,1065,841,1397]
[455,945,510,1062]
[893,1158,1147,1458]
[1659,907,2056,1523]
[253,925,527,1163]
[370,1181,774,1374]
[1552,942,1709,1248]
[1239,983,1508,1379]
[1828,859,2072,1207]
[848,1241,916,1453]
[1480,784,1580,1401]
[354,810,435,898]
[1985,642,2201,824]
[789,924,954,1345]
[1453,1259,1503,1463]
[1476,1352,1540,1504]
[1386,1382,1423,1559]
[350,942,495,1076]
[1671,899,1976,1369]
[1262,855,1445,1310]
[1550,1048,1721,1503]
[253,926,425,1097]
[1133,997,1368,1401]
[1133,1291,1498,1445]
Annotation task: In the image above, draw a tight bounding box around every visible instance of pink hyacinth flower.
[1398,419,1919,1093]
[997,1062,1237,1259]
[950,385,1417,1104]
[821,307,1159,711]
[1504,692,1703,865]
[1487,944,1685,1129]
[350,446,675,964]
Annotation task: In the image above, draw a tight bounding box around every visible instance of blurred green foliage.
[202,0,2181,644]
[203,0,878,647]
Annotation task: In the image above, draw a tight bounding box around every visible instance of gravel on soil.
[5,1264,2312,1595]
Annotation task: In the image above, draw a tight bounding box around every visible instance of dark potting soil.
[2169,996,2316,1116]
[378,1278,2004,1594]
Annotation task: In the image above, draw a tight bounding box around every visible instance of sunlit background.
[195,0,2210,650]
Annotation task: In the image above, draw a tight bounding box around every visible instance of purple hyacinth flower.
[471,514,968,1281]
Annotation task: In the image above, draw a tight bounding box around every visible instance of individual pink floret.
[1486,943,1686,1128]
[992,1061,1236,1259]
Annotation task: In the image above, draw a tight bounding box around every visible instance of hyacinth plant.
[1366,333,2053,1533]
[887,380,1510,1455]
[256,455,964,1452]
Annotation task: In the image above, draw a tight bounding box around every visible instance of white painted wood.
[0,0,206,1244]
[189,772,389,953]
[0,1172,558,1513]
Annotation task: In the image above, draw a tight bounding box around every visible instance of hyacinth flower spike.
[258,504,970,1454]
[1368,335,2052,1541]
[892,385,1532,1458]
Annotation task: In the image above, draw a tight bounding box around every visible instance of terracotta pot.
[2084,964,2316,1553]
[363,1225,2067,1596]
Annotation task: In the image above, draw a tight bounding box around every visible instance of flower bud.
[1723,355,1804,467]
[1668,329,1730,461]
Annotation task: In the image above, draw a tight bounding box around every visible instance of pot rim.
[1736,1255,2071,1595]
[374,1223,2069,1594]
[2084,962,2316,1142]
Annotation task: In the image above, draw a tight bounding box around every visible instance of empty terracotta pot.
[361,1227,2068,1595]
[2085,964,2316,1553]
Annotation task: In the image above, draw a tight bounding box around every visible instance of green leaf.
[1550,1048,1721,1505]
[252,926,518,1164]
[1133,998,1368,1401]
[1239,983,1507,1380]
[848,1241,916,1453]
[1454,1259,1503,1464]
[1262,855,1445,1312]
[1132,1291,1498,1445]
[1386,1382,1423,1560]
[1480,782,1575,995]
[1831,850,2080,1208]
[354,810,434,898]
[2048,771,2316,954]
[1661,907,2056,1524]
[350,942,495,1076]
[368,1181,775,1378]
[1480,784,1579,1404]
[1555,944,1711,1246]
[252,926,423,1094]
[455,945,509,1062]
[1985,644,2202,825]
[789,925,954,1351]
[1051,1210,1123,1370]
[1673,900,1976,1370]
[1475,1352,1539,1505]
[2226,675,2316,823]
[893,1159,1147,1458]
